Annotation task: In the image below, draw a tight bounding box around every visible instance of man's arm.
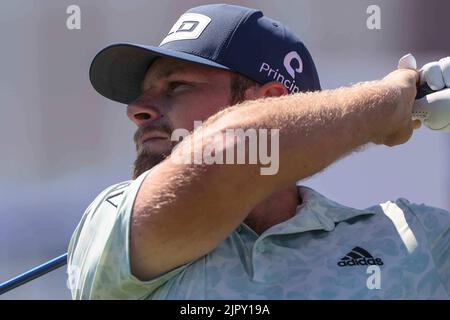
[130,69,419,280]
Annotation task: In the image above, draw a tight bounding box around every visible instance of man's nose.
[127,98,163,127]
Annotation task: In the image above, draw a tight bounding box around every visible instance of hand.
[420,56,450,91]
[376,67,420,147]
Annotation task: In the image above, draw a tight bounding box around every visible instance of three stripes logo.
[337,246,384,267]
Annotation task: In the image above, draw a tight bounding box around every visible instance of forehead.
[141,57,230,89]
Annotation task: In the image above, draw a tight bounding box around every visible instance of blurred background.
[0,0,449,299]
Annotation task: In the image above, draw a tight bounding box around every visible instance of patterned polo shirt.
[67,169,449,299]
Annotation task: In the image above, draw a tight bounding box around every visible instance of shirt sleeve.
[398,198,450,295]
[67,170,189,299]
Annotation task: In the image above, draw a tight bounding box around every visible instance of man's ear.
[257,81,289,98]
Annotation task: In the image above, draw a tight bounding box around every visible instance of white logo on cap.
[160,13,211,46]
[259,51,304,94]
[283,51,303,78]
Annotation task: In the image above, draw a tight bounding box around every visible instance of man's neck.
[244,184,301,235]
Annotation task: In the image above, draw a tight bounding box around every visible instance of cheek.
[167,92,230,130]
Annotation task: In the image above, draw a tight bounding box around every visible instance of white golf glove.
[398,53,450,131]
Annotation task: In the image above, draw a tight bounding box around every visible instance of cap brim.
[89,43,231,105]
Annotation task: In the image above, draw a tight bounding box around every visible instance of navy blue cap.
[90,4,321,104]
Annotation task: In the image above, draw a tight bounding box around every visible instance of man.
[68,4,449,299]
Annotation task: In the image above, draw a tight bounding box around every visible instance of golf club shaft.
[0,253,67,296]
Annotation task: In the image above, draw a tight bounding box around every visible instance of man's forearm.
[201,79,398,189]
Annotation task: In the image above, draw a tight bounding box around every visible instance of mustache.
[133,121,173,147]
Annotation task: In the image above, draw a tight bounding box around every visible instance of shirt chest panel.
[172,213,446,299]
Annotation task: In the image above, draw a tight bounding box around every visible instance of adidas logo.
[337,246,384,267]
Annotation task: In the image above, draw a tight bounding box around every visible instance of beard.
[132,146,172,179]
[132,120,175,179]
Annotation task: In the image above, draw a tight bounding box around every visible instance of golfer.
[68,4,449,299]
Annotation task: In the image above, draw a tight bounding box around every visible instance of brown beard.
[132,120,174,179]
[132,147,171,179]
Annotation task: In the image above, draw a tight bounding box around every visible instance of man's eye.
[167,82,191,94]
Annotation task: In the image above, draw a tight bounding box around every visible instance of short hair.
[229,73,259,105]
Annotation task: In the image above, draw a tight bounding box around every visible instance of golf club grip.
[416,83,435,99]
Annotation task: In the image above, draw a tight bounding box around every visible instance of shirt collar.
[256,185,377,238]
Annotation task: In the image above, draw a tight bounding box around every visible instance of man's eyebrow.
[141,64,190,91]
[155,65,190,79]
